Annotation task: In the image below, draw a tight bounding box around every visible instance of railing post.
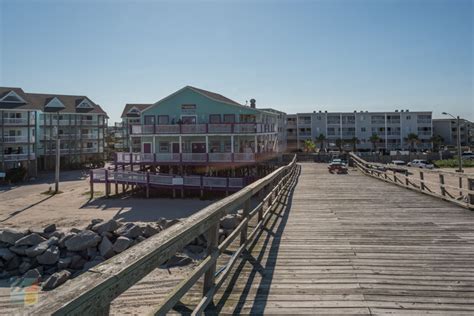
[203,222,219,295]
[89,170,94,199]
[405,171,409,186]
[468,178,474,207]
[200,176,204,198]
[459,176,463,197]
[105,169,110,198]
[419,171,424,191]
[240,198,251,245]
[146,172,150,199]
[439,174,446,197]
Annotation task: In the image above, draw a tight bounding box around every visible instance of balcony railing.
[91,169,247,190]
[2,118,31,125]
[3,153,35,161]
[1,136,34,143]
[131,123,275,135]
[115,152,265,164]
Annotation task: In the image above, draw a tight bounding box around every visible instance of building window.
[224,114,235,123]
[361,127,366,132]
[159,142,169,152]
[406,115,411,120]
[158,115,169,125]
[209,114,221,124]
[144,115,155,125]
[210,141,220,152]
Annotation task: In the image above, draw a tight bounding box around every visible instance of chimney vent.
[250,99,256,108]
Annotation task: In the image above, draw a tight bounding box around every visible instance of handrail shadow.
[210,165,301,314]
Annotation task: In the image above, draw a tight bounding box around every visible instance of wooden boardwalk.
[207,163,474,315]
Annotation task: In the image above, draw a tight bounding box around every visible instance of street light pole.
[55,137,60,193]
[456,116,462,173]
[442,112,463,173]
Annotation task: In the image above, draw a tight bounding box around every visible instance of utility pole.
[456,116,463,173]
[55,137,60,193]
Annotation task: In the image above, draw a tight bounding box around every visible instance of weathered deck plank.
[206,163,474,315]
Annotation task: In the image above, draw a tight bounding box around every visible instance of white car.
[407,159,434,169]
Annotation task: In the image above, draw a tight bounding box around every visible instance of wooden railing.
[350,153,474,209]
[30,155,298,315]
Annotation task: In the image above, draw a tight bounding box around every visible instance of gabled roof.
[0,87,32,109]
[0,86,107,115]
[144,86,261,115]
[121,103,152,118]
[186,86,242,106]
[26,93,107,114]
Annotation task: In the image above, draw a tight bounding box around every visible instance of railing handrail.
[350,153,474,209]
[30,155,298,315]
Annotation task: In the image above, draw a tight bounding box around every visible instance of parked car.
[461,152,474,160]
[328,159,348,174]
[390,160,406,166]
[407,159,434,169]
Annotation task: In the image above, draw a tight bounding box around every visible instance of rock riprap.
[0,213,242,291]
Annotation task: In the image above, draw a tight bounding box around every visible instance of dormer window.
[0,91,26,103]
[128,108,140,114]
[77,99,94,108]
[45,97,65,108]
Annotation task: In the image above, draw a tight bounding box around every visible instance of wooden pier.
[30,161,474,315]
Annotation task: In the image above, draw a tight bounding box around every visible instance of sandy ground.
[0,170,215,230]
[0,170,219,315]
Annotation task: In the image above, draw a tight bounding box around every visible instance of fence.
[350,153,474,209]
[30,155,298,315]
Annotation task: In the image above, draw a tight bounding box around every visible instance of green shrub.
[434,159,474,168]
[6,167,27,183]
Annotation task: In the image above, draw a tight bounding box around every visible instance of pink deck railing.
[115,152,259,164]
[130,123,275,135]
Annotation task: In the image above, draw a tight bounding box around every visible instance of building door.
[143,143,152,153]
[192,143,206,153]
[172,143,180,153]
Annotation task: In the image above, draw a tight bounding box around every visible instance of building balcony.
[2,153,35,161]
[115,152,276,164]
[1,136,35,143]
[131,123,276,135]
[2,118,34,125]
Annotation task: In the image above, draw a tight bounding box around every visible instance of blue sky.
[0,0,472,123]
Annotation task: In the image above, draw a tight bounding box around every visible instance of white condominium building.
[287,110,432,151]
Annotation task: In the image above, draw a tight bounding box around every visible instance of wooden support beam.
[203,223,219,295]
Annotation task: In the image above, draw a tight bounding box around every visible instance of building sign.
[181,104,196,115]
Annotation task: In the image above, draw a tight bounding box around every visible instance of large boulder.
[142,224,161,238]
[65,230,101,251]
[114,223,142,239]
[19,261,32,274]
[98,236,114,259]
[37,245,60,265]
[15,233,47,246]
[23,268,42,281]
[0,229,26,245]
[43,224,56,234]
[25,237,58,257]
[0,248,14,261]
[57,257,72,269]
[59,233,75,248]
[70,255,86,270]
[42,270,71,290]
[9,245,28,255]
[91,219,120,235]
[113,236,131,253]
